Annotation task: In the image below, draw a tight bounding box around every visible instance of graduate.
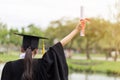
[1,21,82,80]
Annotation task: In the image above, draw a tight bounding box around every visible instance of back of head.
[14,33,48,80]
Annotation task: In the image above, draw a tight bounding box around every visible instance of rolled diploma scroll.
[80,19,86,36]
[80,18,89,36]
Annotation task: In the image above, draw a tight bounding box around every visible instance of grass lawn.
[67,59,120,76]
[0,52,42,63]
[0,52,19,63]
[1,52,120,75]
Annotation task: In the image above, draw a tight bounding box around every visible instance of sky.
[0,0,117,30]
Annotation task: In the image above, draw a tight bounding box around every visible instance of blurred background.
[0,0,120,80]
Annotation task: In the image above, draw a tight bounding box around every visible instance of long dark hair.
[22,47,33,80]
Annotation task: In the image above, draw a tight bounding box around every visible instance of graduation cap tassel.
[42,40,45,55]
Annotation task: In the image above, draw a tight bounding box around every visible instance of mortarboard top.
[15,33,48,51]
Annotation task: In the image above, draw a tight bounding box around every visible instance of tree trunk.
[86,39,91,60]
[114,49,119,62]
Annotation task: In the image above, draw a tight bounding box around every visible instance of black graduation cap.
[15,33,48,51]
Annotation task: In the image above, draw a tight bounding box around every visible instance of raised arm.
[60,22,81,46]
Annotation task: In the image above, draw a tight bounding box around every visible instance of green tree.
[8,28,21,46]
[45,17,80,48]
[103,0,120,61]
[84,18,107,59]
[27,24,43,36]
[0,22,8,45]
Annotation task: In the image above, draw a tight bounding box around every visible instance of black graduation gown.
[1,42,68,80]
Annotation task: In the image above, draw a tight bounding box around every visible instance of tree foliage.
[0,22,8,45]
[0,15,120,60]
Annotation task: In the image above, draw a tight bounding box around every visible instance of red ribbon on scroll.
[80,18,90,36]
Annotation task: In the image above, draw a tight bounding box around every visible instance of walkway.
[71,56,120,61]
